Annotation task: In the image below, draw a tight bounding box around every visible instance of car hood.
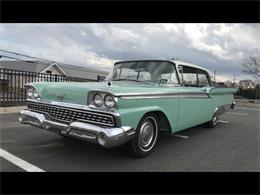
[33,81,181,105]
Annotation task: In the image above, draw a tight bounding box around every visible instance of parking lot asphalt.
[0,107,259,172]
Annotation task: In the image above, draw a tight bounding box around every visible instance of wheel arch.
[118,106,174,133]
[142,110,172,133]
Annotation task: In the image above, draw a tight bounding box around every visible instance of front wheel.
[131,114,159,158]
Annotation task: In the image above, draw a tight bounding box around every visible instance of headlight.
[27,88,33,98]
[104,94,115,108]
[26,86,41,100]
[33,90,39,98]
[93,93,103,107]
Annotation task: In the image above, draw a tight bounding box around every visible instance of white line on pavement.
[236,107,260,111]
[219,120,229,123]
[172,134,189,139]
[0,148,45,172]
[226,112,249,116]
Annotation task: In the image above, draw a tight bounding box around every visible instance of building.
[239,79,255,89]
[0,60,109,80]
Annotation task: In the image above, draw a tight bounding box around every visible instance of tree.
[241,57,260,79]
[240,57,260,99]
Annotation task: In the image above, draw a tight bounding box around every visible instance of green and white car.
[19,60,236,157]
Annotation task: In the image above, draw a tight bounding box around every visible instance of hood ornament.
[56,92,65,100]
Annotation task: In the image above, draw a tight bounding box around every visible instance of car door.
[176,65,214,131]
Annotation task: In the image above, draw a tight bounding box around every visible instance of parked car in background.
[18,60,237,157]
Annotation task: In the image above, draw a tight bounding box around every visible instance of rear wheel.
[131,114,159,158]
[204,114,219,128]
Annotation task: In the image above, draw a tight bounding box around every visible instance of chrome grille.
[27,102,115,127]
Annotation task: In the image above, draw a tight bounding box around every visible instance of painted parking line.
[172,134,189,139]
[236,107,260,111]
[219,120,229,123]
[226,112,249,116]
[0,148,45,172]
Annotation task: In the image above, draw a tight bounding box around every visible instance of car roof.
[115,59,212,75]
[172,60,211,73]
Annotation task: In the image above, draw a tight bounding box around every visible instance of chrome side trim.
[118,92,210,99]
[87,88,214,100]
[210,92,236,95]
[87,89,233,99]
[209,87,237,95]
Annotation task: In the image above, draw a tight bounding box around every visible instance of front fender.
[118,106,171,130]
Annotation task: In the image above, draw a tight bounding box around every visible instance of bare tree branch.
[241,56,260,79]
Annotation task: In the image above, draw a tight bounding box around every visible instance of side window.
[197,69,210,87]
[179,65,211,87]
[181,66,198,86]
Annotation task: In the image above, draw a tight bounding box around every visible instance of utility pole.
[233,74,236,86]
[214,71,216,81]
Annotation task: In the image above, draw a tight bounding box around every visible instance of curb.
[0,106,27,114]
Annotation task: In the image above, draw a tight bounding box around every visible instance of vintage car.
[18,60,237,157]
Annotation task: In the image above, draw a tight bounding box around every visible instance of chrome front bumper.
[18,110,135,148]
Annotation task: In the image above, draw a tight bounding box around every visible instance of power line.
[0,49,56,63]
[0,54,36,63]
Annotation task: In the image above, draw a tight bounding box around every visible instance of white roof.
[172,60,211,73]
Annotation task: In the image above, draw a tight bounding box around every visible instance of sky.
[0,23,259,82]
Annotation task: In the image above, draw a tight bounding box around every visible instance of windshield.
[105,61,179,84]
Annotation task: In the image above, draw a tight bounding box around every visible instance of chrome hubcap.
[139,120,154,148]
